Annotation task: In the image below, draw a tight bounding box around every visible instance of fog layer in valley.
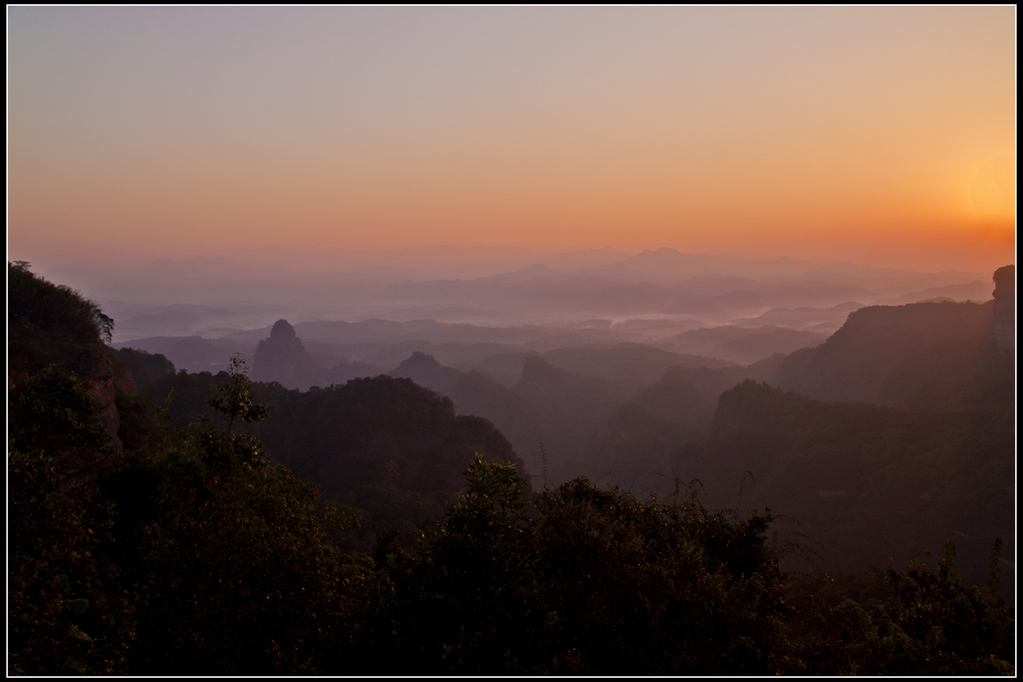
[9,250,1015,677]
[41,246,1011,590]
[50,245,993,359]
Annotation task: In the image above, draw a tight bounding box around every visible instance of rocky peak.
[252,319,323,390]
[270,318,297,341]
[397,351,443,374]
[390,351,463,392]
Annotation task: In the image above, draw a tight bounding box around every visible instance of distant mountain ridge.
[39,247,993,346]
[252,319,323,390]
[775,297,1012,410]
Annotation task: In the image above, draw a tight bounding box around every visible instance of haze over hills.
[8,255,1014,675]
[92,247,995,370]
[47,244,1014,587]
[9,7,1014,673]
[101,257,1014,595]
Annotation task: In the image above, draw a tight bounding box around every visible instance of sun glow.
[969,155,1016,227]
[7,7,1016,273]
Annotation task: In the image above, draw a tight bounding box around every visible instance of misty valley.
[8,251,1015,675]
[10,4,1015,676]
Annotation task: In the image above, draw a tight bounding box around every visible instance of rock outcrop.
[992,264,1014,351]
[252,319,324,390]
[772,267,1016,410]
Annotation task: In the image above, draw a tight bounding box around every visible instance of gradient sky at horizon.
[8,6,1016,273]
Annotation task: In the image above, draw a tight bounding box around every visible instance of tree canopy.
[7,264,1015,675]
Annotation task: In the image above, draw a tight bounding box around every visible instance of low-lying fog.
[23,248,1013,595]
[46,246,993,375]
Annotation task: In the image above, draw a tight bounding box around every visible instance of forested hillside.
[776,299,1011,409]
[136,365,528,552]
[672,380,1014,585]
[8,262,1015,675]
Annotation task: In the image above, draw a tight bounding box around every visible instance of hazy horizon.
[19,244,1000,351]
[7,9,1017,673]
[10,242,1014,278]
[8,6,1016,277]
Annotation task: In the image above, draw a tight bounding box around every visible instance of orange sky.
[7,6,1016,273]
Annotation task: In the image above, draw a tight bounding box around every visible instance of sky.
[7,6,1016,273]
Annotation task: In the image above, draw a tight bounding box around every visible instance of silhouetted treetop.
[8,261,114,379]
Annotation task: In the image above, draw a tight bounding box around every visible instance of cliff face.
[252,319,324,390]
[992,264,1014,351]
[774,268,1013,410]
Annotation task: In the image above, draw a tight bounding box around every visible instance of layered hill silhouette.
[8,262,123,452]
[29,255,1013,588]
[664,268,1014,587]
[252,319,322,390]
[669,379,1014,588]
[10,258,1015,674]
[775,299,1012,409]
[246,375,527,551]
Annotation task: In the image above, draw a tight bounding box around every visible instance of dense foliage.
[7,263,1016,675]
[370,461,789,675]
[9,372,132,674]
[7,262,113,380]
[9,362,363,675]
[141,368,527,552]
[671,380,1015,588]
[786,543,1015,675]
[9,364,1015,675]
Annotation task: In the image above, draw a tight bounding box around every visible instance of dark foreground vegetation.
[8,262,1015,675]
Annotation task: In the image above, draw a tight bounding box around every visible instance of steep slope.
[249,375,527,551]
[670,380,1014,591]
[775,298,1011,409]
[390,351,551,482]
[140,364,530,552]
[8,261,122,447]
